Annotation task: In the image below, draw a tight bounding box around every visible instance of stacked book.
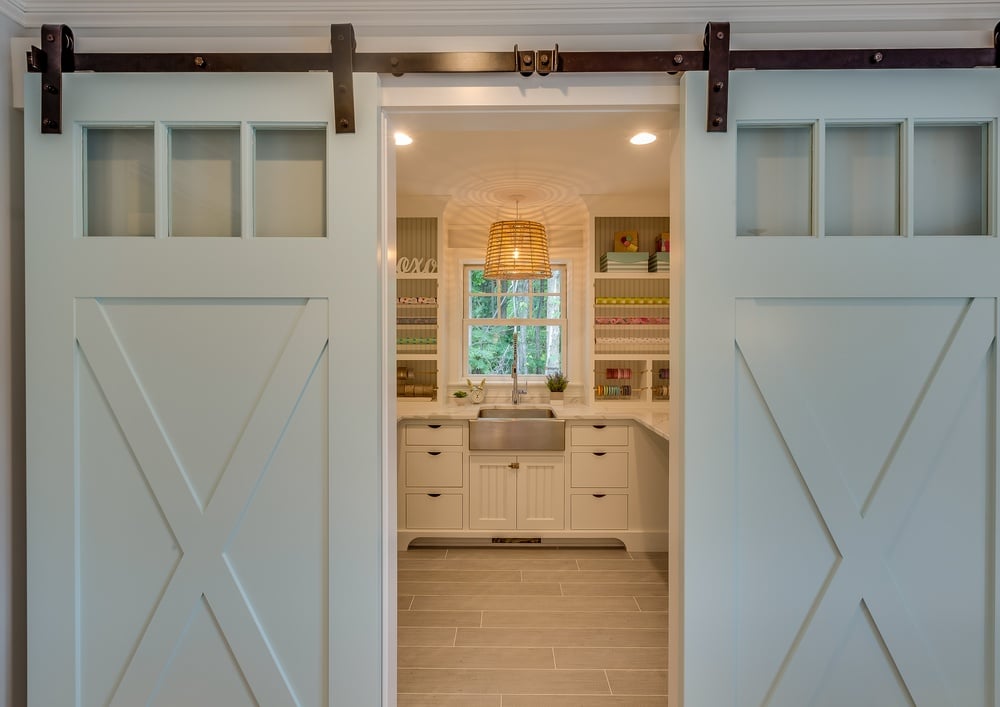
[600,252,649,272]
[648,252,670,272]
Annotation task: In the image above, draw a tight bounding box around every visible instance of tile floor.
[397,546,668,706]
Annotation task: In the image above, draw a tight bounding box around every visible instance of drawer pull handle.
[428,451,442,456]
[428,493,442,498]
[593,452,607,457]
[428,424,442,429]
[593,424,606,429]
[593,494,606,498]
[509,462,520,470]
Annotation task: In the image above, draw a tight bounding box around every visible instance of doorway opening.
[384,92,678,704]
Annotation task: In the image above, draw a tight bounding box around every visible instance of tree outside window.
[464,266,565,377]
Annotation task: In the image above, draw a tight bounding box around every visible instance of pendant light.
[484,198,552,280]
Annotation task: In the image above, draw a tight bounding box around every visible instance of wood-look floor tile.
[398,610,483,627]
[397,694,500,706]
[399,569,523,582]
[411,595,639,612]
[398,594,414,610]
[399,582,562,596]
[398,627,457,647]
[501,695,668,706]
[398,646,554,669]
[554,646,668,670]
[399,548,448,559]
[482,610,667,629]
[442,547,630,559]
[607,669,669,695]
[455,627,668,647]
[399,558,580,571]
[576,558,668,571]
[628,552,668,559]
[560,583,669,597]
[398,668,610,695]
[635,597,669,611]
[522,570,667,583]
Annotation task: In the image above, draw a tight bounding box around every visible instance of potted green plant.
[545,371,568,403]
[452,389,469,405]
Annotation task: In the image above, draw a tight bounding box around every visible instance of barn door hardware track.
[27,21,1000,135]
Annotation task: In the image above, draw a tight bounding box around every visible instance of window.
[464,265,565,378]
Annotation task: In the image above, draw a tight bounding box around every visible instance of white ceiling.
[394,109,675,246]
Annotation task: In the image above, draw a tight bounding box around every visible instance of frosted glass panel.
[170,128,240,237]
[254,128,326,238]
[914,124,988,236]
[85,128,154,237]
[737,125,813,237]
[825,125,900,237]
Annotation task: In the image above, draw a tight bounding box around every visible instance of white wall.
[0,11,25,707]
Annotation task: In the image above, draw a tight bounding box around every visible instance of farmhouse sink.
[476,407,557,419]
[469,408,565,450]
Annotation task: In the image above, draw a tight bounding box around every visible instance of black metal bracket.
[705,22,731,133]
[24,22,1000,136]
[29,24,75,134]
[331,24,356,134]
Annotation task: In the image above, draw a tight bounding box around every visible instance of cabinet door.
[516,456,565,530]
[469,456,517,529]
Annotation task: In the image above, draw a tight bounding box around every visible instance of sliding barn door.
[676,70,1000,706]
[24,72,387,706]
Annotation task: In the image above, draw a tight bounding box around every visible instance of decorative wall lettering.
[397,257,438,274]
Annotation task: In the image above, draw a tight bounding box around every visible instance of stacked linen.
[648,252,670,272]
[600,252,649,272]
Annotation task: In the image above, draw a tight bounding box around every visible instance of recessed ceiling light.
[629,132,656,145]
[394,132,414,146]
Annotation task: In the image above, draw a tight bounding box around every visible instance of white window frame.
[462,263,568,381]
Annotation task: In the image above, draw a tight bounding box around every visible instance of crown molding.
[11,1,1000,34]
[0,0,25,26]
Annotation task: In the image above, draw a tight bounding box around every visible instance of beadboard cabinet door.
[24,72,387,707]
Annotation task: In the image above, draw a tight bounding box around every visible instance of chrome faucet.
[511,330,527,404]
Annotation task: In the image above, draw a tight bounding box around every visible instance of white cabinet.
[469,455,565,530]
[567,422,632,531]
[398,417,667,551]
[571,493,628,530]
[398,420,466,530]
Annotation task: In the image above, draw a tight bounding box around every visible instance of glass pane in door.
[84,127,154,237]
[914,124,988,236]
[737,125,813,237]
[825,124,900,236]
[170,127,241,237]
[254,127,326,237]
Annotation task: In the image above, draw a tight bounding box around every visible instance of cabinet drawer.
[571,494,628,530]
[405,451,463,487]
[570,424,628,447]
[405,423,464,446]
[571,452,628,488]
[406,493,463,529]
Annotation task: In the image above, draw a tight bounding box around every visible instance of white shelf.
[595,272,669,280]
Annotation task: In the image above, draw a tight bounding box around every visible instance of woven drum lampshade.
[483,219,552,280]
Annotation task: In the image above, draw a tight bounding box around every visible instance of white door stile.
[679,69,1000,707]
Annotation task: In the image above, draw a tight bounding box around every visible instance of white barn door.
[24,72,387,706]
[676,70,1000,706]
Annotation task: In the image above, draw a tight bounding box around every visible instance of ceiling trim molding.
[12,1,1000,33]
[1,0,26,26]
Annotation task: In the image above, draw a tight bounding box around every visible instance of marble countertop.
[396,402,669,441]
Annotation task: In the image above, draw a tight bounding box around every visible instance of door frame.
[379,71,684,705]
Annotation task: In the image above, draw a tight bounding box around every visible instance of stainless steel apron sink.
[468,407,566,450]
